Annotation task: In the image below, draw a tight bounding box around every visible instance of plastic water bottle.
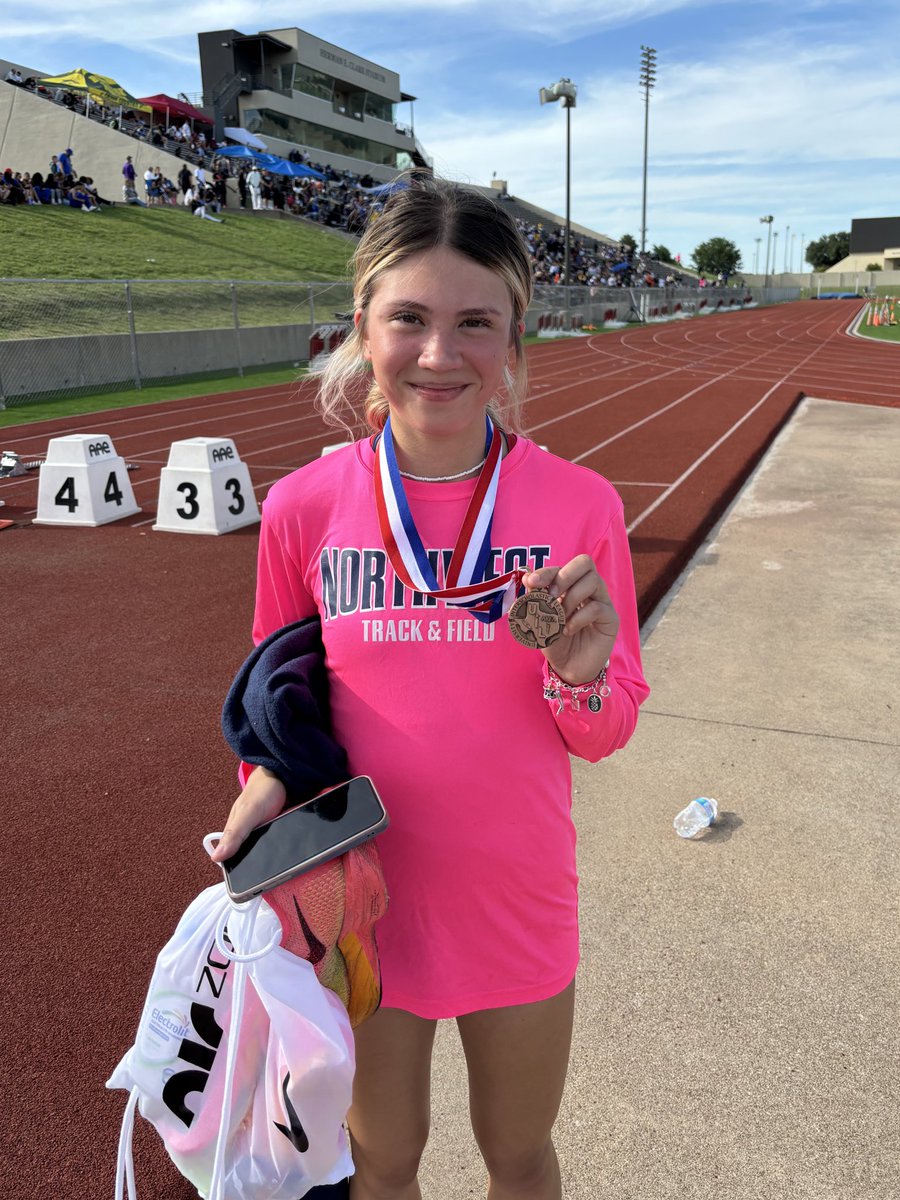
[673,796,718,838]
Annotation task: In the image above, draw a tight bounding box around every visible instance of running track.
[3,299,898,1199]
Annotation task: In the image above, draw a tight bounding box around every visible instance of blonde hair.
[316,178,534,436]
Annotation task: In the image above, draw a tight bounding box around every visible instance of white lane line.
[625,314,847,534]
[572,299,855,464]
[0,382,317,447]
[610,481,672,488]
[526,366,685,433]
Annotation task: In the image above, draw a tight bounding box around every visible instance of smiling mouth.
[409,382,469,395]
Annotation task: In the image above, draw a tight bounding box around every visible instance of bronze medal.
[507,588,566,649]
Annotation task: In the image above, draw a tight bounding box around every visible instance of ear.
[354,309,371,359]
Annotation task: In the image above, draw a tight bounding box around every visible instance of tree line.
[618,231,852,277]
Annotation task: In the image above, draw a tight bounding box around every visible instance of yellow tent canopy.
[38,69,151,112]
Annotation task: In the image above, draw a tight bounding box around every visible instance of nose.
[418,326,463,371]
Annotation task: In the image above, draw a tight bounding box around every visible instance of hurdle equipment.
[153,437,260,535]
[34,434,141,526]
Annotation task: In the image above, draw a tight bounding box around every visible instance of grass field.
[0,203,354,281]
[0,364,304,428]
[0,205,356,336]
[855,318,900,343]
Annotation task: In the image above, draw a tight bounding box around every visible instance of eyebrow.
[386,300,504,317]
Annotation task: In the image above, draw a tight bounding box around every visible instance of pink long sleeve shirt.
[249,435,649,1018]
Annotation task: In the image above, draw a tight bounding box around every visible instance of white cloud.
[419,25,900,257]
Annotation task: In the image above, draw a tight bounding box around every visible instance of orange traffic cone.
[866,302,873,326]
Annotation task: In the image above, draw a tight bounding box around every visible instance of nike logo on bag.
[274,1072,310,1153]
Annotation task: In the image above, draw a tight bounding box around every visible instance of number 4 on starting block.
[153,437,260,535]
[35,434,141,526]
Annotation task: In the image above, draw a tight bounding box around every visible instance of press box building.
[197,27,431,181]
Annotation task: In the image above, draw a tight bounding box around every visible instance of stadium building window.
[244,108,407,167]
[275,64,394,124]
[365,94,395,123]
[280,63,335,102]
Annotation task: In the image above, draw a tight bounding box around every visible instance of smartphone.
[220,775,389,903]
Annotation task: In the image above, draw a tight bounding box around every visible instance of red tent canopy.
[137,93,212,125]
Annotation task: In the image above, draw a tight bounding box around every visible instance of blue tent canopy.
[214,145,256,159]
[212,148,325,179]
[267,158,326,179]
[362,179,409,197]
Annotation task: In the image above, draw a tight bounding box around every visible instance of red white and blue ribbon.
[374,415,521,623]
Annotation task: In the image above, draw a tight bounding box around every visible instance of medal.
[374,416,563,648]
[507,588,566,649]
[374,414,520,621]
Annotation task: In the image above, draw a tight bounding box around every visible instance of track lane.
[6,297,900,1200]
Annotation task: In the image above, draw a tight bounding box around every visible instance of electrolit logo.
[136,992,193,1066]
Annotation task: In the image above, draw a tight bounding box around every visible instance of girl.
[212,179,649,1200]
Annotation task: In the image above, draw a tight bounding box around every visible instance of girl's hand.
[521,554,619,685]
[208,766,286,863]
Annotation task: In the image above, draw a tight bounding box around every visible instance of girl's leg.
[348,1007,438,1200]
[457,980,575,1200]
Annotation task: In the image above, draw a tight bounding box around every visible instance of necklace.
[398,455,487,483]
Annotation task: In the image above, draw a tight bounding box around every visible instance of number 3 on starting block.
[153,437,260,535]
[35,434,141,526]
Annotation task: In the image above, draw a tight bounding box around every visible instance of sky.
[4,0,900,272]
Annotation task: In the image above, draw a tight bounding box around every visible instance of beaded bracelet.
[543,663,611,715]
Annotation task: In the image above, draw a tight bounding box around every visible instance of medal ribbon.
[374,415,522,622]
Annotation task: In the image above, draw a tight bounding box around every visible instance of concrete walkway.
[418,398,900,1199]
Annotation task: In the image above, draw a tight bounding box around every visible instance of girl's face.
[357,245,518,445]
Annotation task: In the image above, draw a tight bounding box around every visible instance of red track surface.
[3,299,897,1197]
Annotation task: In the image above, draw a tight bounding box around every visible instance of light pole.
[639,46,657,255]
[799,233,806,273]
[760,215,774,285]
[784,224,790,272]
[539,77,577,293]
[791,233,797,273]
[772,231,779,279]
[754,237,762,274]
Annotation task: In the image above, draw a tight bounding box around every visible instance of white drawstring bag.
[106,878,355,1200]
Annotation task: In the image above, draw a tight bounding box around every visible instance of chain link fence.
[0,278,354,408]
[0,277,799,410]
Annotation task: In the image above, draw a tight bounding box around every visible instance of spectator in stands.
[161,175,178,205]
[237,167,248,209]
[260,170,275,210]
[20,172,42,204]
[58,148,74,185]
[45,155,64,204]
[122,182,147,207]
[190,189,224,223]
[69,181,100,211]
[4,67,24,85]
[178,163,192,198]
[81,175,114,207]
[1,168,25,205]
[247,165,262,210]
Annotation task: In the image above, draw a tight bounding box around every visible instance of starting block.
[153,437,260,535]
[34,434,141,526]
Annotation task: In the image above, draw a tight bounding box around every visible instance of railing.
[0,278,354,407]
